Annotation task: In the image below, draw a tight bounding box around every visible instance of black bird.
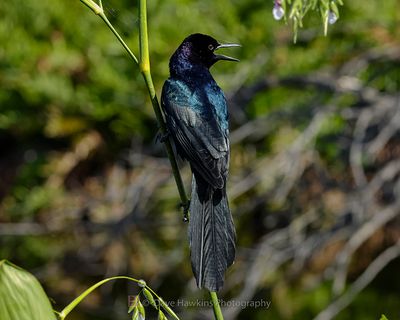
[161,33,239,291]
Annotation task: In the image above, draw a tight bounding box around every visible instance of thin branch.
[80,0,138,64]
[332,199,400,295]
[315,241,400,320]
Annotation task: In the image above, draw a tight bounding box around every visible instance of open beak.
[214,43,241,62]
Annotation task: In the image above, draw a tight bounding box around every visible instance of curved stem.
[59,276,180,320]
[59,276,140,319]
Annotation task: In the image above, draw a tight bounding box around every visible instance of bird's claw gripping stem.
[180,200,190,222]
[158,129,170,143]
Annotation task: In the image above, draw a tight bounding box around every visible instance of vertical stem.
[80,1,224,319]
[138,2,222,319]
[138,0,189,218]
[210,291,224,320]
[138,0,149,73]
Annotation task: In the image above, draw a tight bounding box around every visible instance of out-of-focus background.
[0,1,399,319]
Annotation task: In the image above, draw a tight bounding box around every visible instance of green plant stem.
[80,0,189,218]
[59,276,139,319]
[99,12,138,64]
[138,0,189,216]
[210,291,224,320]
[59,276,180,320]
[80,0,139,63]
[78,1,223,318]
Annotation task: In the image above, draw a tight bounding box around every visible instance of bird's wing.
[162,79,229,189]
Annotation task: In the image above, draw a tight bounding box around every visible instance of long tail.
[188,173,236,291]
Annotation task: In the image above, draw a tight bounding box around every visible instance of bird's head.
[173,33,240,69]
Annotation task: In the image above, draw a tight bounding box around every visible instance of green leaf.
[380,315,389,320]
[80,0,103,15]
[137,299,146,318]
[321,0,330,10]
[0,260,57,320]
[293,16,299,43]
[321,8,329,35]
[158,310,167,320]
[132,307,139,320]
[330,1,340,18]
[128,296,139,313]
[143,288,157,309]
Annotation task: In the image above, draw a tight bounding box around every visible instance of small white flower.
[273,3,284,21]
[328,11,338,25]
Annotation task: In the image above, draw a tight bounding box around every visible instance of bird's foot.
[180,200,190,222]
[157,129,170,143]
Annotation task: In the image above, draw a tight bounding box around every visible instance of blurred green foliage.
[0,0,399,319]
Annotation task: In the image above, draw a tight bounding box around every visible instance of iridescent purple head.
[170,33,240,71]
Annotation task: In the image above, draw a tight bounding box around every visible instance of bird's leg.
[157,129,170,143]
[180,200,190,222]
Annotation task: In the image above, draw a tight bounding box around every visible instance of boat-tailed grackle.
[162,33,239,291]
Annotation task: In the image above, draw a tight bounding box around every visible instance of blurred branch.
[0,223,48,236]
[229,105,334,200]
[339,46,400,77]
[332,199,400,295]
[230,46,400,116]
[367,96,400,157]
[315,241,400,320]
[215,47,400,318]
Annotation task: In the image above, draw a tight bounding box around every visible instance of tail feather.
[188,173,236,291]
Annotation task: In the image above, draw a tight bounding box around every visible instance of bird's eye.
[208,44,214,51]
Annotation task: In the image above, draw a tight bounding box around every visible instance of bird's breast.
[204,84,229,130]
[164,77,229,130]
